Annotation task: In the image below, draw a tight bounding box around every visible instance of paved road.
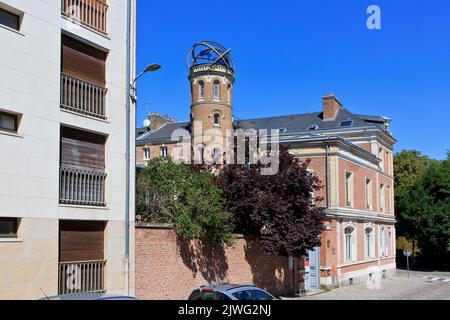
[301,270,450,300]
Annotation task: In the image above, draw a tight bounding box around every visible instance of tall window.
[379,184,385,212]
[198,81,205,100]
[0,111,18,132]
[212,148,221,163]
[365,178,372,210]
[160,146,168,158]
[379,147,384,171]
[345,171,354,207]
[213,80,220,101]
[213,113,220,126]
[0,8,20,31]
[227,84,231,102]
[379,227,389,257]
[143,147,150,160]
[344,225,356,261]
[365,226,375,259]
[198,147,204,163]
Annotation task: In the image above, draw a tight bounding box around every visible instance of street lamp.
[131,64,161,102]
[124,62,161,295]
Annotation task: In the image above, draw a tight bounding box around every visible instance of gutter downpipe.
[125,0,132,296]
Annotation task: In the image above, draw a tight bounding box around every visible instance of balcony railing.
[61,73,107,120]
[59,166,107,206]
[58,260,106,295]
[62,0,108,35]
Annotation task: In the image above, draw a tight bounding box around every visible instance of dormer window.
[198,81,205,100]
[340,120,353,127]
[307,124,318,131]
[213,80,220,101]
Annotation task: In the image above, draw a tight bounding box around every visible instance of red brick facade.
[135,225,295,299]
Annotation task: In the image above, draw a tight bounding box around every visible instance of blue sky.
[136,0,450,160]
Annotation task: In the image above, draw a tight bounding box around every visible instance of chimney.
[146,112,175,131]
[322,93,343,120]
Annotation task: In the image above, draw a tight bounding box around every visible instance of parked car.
[39,292,138,300]
[188,284,277,300]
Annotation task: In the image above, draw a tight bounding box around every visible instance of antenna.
[143,101,150,116]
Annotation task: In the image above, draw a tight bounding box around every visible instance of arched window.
[365,226,375,259]
[213,80,220,101]
[344,225,356,261]
[198,80,205,100]
[213,113,220,126]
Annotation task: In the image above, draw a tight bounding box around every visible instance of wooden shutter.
[59,220,105,262]
[60,126,106,170]
[61,35,107,86]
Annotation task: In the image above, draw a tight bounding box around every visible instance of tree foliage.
[215,146,325,257]
[395,151,450,269]
[136,158,234,245]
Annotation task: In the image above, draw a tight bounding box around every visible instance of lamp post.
[124,63,160,295]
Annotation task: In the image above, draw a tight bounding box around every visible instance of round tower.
[187,41,235,163]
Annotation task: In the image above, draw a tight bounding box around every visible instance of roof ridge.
[235,111,321,123]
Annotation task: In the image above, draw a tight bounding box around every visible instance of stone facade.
[0,0,136,299]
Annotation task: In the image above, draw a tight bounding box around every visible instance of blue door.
[308,247,321,289]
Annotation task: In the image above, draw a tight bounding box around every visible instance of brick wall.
[135,225,294,300]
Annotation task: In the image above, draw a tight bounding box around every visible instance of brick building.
[136,41,396,289]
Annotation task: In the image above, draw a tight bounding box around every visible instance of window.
[0,111,18,132]
[198,81,205,100]
[213,113,220,126]
[340,120,353,127]
[213,80,220,100]
[379,227,389,257]
[365,178,372,210]
[160,146,168,158]
[379,147,384,171]
[197,147,204,163]
[0,218,18,238]
[188,290,231,300]
[232,290,254,301]
[212,148,221,163]
[365,226,375,259]
[307,124,318,131]
[252,290,274,300]
[227,84,231,102]
[344,225,356,261]
[379,184,385,212]
[345,171,353,207]
[143,147,150,160]
[0,8,20,31]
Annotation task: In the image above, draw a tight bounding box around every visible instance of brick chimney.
[322,93,343,120]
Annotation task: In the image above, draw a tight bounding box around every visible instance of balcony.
[62,0,108,35]
[58,260,106,294]
[61,73,107,120]
[59,166,107,207]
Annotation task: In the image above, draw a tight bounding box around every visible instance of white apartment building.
[0,0,136,299]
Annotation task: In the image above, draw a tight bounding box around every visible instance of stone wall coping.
[135,223,246,239]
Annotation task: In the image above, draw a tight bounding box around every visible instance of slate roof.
[136,108,389,144]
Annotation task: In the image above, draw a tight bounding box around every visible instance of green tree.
[396,152,450,269]
[136,158,234,245]
[394,150,435,239]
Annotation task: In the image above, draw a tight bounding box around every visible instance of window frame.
[364,225,375,259]
[160,146,168,158]
[213,113,220,126]
[0,217,18,238]
[365,178,372,210]
[213,80,220,101]
[339,120,353,127]
[0,7,21,31]
[0,110,18,133]
[143,147,151,161]
[379,183,385,213]
[345,171,354,207]
[344,224,356,262]
[198,80,205,101]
